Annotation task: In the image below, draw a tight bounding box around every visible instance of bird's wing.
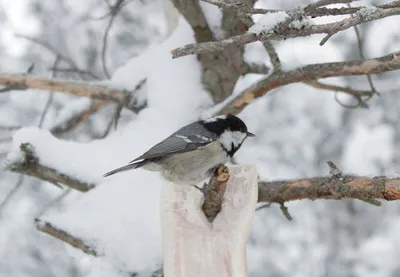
[129,133,214,163]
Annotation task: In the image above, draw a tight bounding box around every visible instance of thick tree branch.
[217,51,400,115]
[171,6,400,58]
[171,0,255,103]
[5,143,94,192]
[259,174,400,204]
[0,73,146,112]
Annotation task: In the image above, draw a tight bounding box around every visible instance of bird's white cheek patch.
[219,131,247,150]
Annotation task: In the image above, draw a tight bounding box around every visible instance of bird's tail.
[103,163,140,177]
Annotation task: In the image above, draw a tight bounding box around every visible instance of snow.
[342,124,394,175]
[199,1,224,39]
[50,98,92,130]
[41,171,163,276]
[248,12,289,35]
[357,6,379,20]
[288,18,314,29]
[5,16,213,277]
[5,127,103,184]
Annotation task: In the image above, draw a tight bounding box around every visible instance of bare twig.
[100,103,123,138]
[279,203,293,220]
[348,3,378,96]
[101,0,125,78]
[171,6,400,58]
[217,51,400,115]
[303,80,373,98]
[35,219,97,256]
[0,73,145,112]
[37,189,72,219]
[0,176,24,214]
[16,34,99,80]
[0,125,21,131]
[50,100,108,135]
[38,56,61,127]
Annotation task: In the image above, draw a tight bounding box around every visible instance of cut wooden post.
[160,165,258,277]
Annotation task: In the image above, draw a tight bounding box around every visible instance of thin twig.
[16,34,100,80]
[348,3,378,96]
[38,56,61,127]
[303,80,373,98]
[101,0,126,78]
[35,219,97,256]
[50,100,108,135]
[0,125,21,131]
[0,176,24,214]
[100,103,123,138]
[37,189,71,219]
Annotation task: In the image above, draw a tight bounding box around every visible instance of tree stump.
[160,165,258,277]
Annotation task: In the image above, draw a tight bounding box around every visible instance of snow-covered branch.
[171,4,400,58]
[5,143,95,192]
[218,51,400,115]
[0,73,146,112]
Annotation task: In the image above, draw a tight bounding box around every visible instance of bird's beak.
[247,132,255,137]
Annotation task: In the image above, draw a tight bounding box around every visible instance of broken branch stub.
[160,165,258,277]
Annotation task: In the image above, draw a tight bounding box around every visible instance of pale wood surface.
[160,165,258,277]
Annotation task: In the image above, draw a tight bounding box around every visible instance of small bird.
[103,115,255,185]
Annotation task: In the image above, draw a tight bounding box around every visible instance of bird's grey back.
[130,122,218,163]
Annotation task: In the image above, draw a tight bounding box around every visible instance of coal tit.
[103,115,255,185]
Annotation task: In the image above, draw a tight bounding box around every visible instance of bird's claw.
[194,182,208,200]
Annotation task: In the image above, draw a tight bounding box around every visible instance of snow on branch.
[218,51,400,115]
[5,143,94,192]
[4,128,99,191]
[171,3,400,58]
[0,73,146,112]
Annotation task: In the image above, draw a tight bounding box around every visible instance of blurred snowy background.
[0,0,399,277]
